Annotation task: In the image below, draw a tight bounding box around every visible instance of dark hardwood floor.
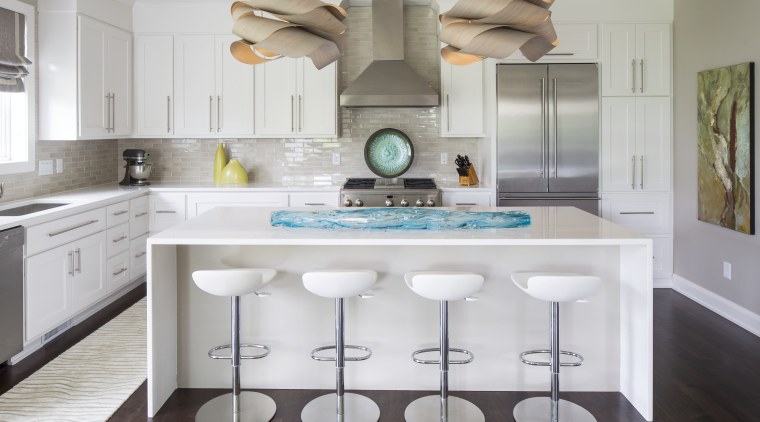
[2,287,759,421]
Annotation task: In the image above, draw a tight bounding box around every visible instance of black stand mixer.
[119,149,152,186]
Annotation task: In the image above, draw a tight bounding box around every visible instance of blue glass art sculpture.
[270,208,531,230]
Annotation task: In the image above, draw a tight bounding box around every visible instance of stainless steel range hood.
[340,0,439,107]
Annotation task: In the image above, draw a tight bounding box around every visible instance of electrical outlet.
[38,160,53,176]
[332,152,341,165]
[723,261,732,280]
[441,152,448,165]
[56,159,64,173]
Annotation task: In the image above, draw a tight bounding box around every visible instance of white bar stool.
[192,268,278,422]
[301,269,380,422]
[404,271,485,422]
[511,272,602,422]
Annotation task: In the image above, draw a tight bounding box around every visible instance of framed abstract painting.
[697,62,755,235]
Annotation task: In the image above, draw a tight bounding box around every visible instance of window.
[0,0,35,175]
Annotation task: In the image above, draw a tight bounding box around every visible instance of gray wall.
[673,0,760,314]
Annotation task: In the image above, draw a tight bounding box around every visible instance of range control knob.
[355,199,364,207]
[385,198,394,207]
[400,199,409,207]
[343,199,353,207]
[415,199,424,207]
[426,199,436,207]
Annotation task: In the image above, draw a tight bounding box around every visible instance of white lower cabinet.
[442,191,492,207]
[25,231,107,342]
[289,192,339,207]
[652,236,673,279]
[106,251,131,292]
[149,192,187,233]
[130,196,150,239]
[187,192,289,218]
[130,235,148,281]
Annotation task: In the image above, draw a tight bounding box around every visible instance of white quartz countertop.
[147,181,342,192]
[0,184,148,231]
[148,206,648,246]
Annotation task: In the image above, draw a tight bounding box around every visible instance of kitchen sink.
[0,202,70,216]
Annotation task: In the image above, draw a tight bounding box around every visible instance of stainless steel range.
[341,178,441,207]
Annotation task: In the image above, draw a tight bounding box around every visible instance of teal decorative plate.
[364,129,414,178]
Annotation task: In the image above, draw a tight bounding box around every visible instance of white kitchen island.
[147,206,653,421]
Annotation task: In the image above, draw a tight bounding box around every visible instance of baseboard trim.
[653,277,673,288]
[672,274,760,338]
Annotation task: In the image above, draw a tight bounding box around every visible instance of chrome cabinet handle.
[446,94,451,132]
[640,155,645,189]
[631,59,636,93]
[105,94,111,132]
[112,210,128,216]
[456,203,478,206]
[298,94,303,132]
[545,53,575,56]
[112,235,128,243]
[640,59,644,93]
[620,211,655,215]
[209,96,213,132]
[135,251,147,258]
[217,96,221,132]
[303,203,325,206]
[540,78,546,177]
[631,155,636,190]
[167,96,171,133]
[112,93,116,132]
[69,251,75,276]
[156,210,176,214]
[135,212,148,218]
[553,77,558,178]
[112,267,128,277]
[48,220,99,237]
[75,248,81,273]
[291,95,295,132]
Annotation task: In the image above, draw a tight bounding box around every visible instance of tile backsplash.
[120,6,483,185]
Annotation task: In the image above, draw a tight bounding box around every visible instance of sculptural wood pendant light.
[230,0,347,70]
[439,0,559,65]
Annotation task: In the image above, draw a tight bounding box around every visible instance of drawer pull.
[619,211,655,215]
[455,203,478,206]
[112,210,128,216]
[135,212,148,217]
[304,203,325,206]
[48,220,99,237]
[112,267,128,277]
[112,235,128,243]
[135,251,147,258]
[156,210,176,214]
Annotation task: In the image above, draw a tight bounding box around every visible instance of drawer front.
[106,251,131,292]
[603,194,671,235]
[106,201,130,227]
[106,223,130,257]
[289,192,339,208]
[27,208,107,256]
[130,234,148,281]
[442,191,492,207]
[149,194,186,233]
[652,236,673,279]
[130,196,150,239]
[188,193,289,217]
[507,24,598,60]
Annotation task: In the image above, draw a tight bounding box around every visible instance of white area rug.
[0,298,147,421]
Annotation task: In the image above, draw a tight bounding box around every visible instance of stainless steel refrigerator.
[497,64,600,215]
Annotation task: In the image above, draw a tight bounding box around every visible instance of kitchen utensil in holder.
[459,164,479,186]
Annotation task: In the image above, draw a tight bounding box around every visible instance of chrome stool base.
[301,392,380,422]
[404,395,485,422]
[513,397,596,422]
[195,391,276,422]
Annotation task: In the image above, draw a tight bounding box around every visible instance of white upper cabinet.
[173,35,216,136]
[135,35,173,137]
[601,24,671,96]
[256,58,337,137]
[602,97,671,192]
[440,59,485,137]
[505,24,598,61]
[39,13,132,140]
[215,34,255,136]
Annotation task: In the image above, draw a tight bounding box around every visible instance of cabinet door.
[602,97,637,192]
[636,24,671,96]
[506,24,598,61]
[600,24,636,96]
[636,97,671,191]
[130,196,150,239]
[298,60,337,136]
[106,251,131,293]
[135,35,174,136]
[255,58,298,136]
[215,35,254,136]
[25,245,71,341]
[149,193,187,233]
[174,35,216,136]
[69,233,107,315]
[78,16,108,137]
[106,26,132,136]
[441,60,485,137]
[130,234,148,281]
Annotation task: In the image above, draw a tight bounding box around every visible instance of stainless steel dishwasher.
[0,226,24,364]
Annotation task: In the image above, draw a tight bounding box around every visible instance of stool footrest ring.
[412,347,474,365]
[310,344,372,362]
[519,349,584,367]
[208,344,271,360]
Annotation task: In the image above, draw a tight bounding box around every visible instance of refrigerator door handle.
[553,77,558,178]
[540,78,546,178]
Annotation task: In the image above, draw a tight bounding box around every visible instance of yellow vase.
[220,159,249,184]
[213,143,228,184]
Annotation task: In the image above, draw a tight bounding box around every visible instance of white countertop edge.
[147,237,652,247]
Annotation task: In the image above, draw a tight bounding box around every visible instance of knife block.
[459,165,479,186]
